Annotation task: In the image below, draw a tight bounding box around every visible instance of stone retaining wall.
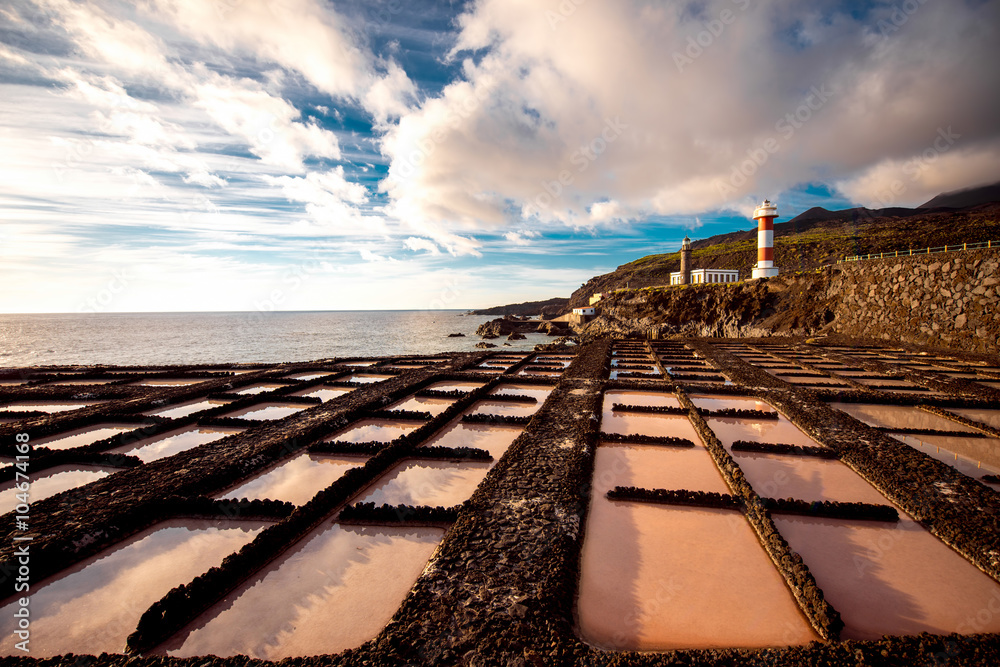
[829,249,1000,353]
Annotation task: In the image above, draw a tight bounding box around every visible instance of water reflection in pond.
[0,519,266,657]
[157,523,443,660]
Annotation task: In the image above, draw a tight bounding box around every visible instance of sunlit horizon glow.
[2,0,998,313]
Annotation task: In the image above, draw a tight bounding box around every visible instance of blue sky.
[1,0,998,313]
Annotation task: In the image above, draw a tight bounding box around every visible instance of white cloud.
[381,0,1000,239]
[193,76,341,170]
[504,229,541,246]
[836,140,1000,209]
[403,237,441,254]
[364,61,419,125]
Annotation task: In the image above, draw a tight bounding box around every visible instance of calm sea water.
[0,311,551,367]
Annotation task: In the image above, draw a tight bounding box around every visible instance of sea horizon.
[0,310,548,368]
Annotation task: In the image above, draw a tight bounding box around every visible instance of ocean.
[0,311,552,367]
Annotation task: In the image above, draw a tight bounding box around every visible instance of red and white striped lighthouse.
[751,199,780,279]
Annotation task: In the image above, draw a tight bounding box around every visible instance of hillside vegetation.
[567,203,1000,308]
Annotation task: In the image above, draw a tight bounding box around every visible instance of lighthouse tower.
[680,236,692,285]
[751,199,780,279]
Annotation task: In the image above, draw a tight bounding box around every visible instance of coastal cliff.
[577,249,1000,354]
[568,202,1000,310]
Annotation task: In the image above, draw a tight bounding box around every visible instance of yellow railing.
[839,240,996,263]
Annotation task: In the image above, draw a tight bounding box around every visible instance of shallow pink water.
[110,426,242,463]
[223,403,310,421]
[217,453,366,505]
[346,374,396,383]
[830,404,977,432]
[230,383,288,395]
[157,523,443,659]
[950,408,1000,430]
[592,444,729,495]
[325,419,419,443]
[774,515,1000,640]
[0,401,104,413]
[359,459,493,506]
[0,519,266,657]
[491,384,553,402]
[132,378,207,386]
[283,372,334,381]
[420,421,522,461]
[291,387,351,402]
[707,417,822,449]
[733,453,888,504]
[577,502,817,650]
[689,395,775,413]
[0,464,111,511]
[601,391,681,427]
[34,423,135,451]
[425,381,484,393]
[143,398,233,419]
[388,395,456,416]
[468,399,539,417]
[892,433,1000,472]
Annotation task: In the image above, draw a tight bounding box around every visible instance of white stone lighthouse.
[751,199,779,279]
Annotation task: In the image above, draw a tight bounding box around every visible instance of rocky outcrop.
[476,315,538,339]
[576,248,1000,353]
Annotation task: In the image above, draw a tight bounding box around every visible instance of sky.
[1,0,999,313]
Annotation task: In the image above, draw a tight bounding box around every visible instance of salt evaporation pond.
[109,426,242,463]
[830,403,978,432]
[345,374,396,383]
[949,408,1000,430]
[706,417,821,449]
[358,459,493,506]
[578,397,817,650]
[0,401,104,413]
[424,381,484,393]
[143,398,232,419]
[689,395,775,413]
[388,394,456,415]
[895,433,1000,475]
[468,399,538,417]
[217,452,366,505]
[157,523,443,659]
[326,419,420,443]
[0,519,266,657]
[577,501,817,650]
[733,453,887,504]
[292,387,351,402]
[33,423,135,451]
[230,383,288,395]
[491,384,553,401]
[132,378,207,386]
[591,444,729,497]
[283,372,333,381]
[420,421,522,461]
[223,402,310,421]
[775,515,1000,639]
[0,464,111,511]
